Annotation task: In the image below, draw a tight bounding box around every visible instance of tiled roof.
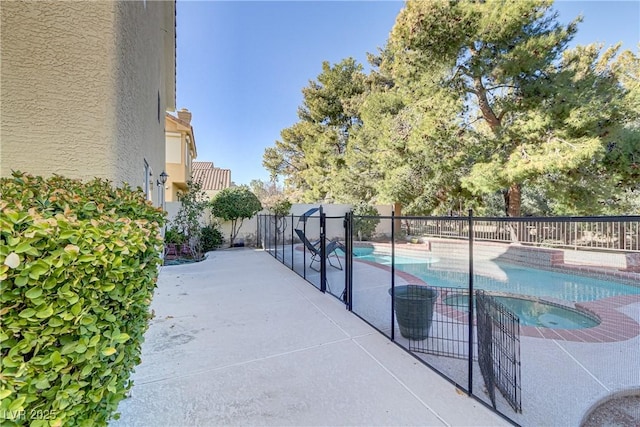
[192,161,214,170]
[192,165,231,191]
[165,112,191,129]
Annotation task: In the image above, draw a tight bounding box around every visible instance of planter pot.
[389,285,437,340]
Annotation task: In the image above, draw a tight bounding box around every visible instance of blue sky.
[176,0,640,186]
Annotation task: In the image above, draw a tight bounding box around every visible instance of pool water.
[444,294,600,329]
[357,252,640,303]
[352,247,375,257]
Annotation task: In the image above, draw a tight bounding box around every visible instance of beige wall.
[164,117,196,202]
[166,133,182,164]
[0,1,175,206]
[261,204,393,242]
[165,203,395,247]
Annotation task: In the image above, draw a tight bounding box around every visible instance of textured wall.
[1,1,175,205]
[112,1,173,195]
[1,1,118,179]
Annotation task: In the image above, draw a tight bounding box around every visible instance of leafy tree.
[172,180,209,259]
[210,186,262,246]
[249,179,294,209]
[352,202,380,241]
[270,198,292,235]
[348,68,471,214]
[367,0,639,217]
[249,179,293,233]
[249,179,276,203]
[384,0,584,216]
[270,199,292,217]
[263,58,367,201]
[264,1,640,217]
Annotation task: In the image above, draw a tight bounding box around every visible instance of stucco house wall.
[1,1,175,205]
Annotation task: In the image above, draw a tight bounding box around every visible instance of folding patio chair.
[294,228,344,272]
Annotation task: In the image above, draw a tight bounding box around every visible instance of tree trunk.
[503,183,522,217]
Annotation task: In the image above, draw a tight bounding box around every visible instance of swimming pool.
[355,252,640,303]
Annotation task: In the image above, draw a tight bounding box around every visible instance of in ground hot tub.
[444,294,600,329]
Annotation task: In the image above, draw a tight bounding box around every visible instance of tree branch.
[486,84,518,92]
[473,77,501,131]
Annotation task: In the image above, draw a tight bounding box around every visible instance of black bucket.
[389,285,438,340]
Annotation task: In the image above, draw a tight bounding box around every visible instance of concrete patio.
[111,248,509,426]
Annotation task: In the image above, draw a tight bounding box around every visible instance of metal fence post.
[391,211,395,341]
[256,215,260,249]
[320,206,326,293]
[267,215,271,255]
[274,215,278,260]
[290,214,294,270]
[468,208,474,394]
[303,215,307,280]
[344,211,353,309]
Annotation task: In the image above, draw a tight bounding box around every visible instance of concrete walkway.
[111,249,510,426]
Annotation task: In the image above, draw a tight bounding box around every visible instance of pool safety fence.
[257,211,640,426]
[399,286,475,360]
[477,290,522,413]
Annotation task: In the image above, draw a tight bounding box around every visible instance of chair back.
[295,229,320,255]
[326,240,344,255]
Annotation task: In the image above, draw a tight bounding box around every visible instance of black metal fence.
[257,208,348,299]
[477,290,522,413]
[258,210,640,427]
[401,216,640,251]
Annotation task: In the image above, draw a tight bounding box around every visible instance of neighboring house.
[192,161,231,200]
[0,1,176,206]
[165,109,197,202]
[165,160,230,227]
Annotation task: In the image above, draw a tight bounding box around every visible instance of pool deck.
[275,241,640,426]
[111,249,509,426]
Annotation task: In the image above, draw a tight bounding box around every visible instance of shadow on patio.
[111,249,509,426]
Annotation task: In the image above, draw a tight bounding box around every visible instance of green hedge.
[0,173,165,426]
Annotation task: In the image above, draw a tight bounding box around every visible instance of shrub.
[164,226,186,245]
[200,224,223,253]
[171,180,208,260]
[352,203,381,241]
[0,172,165,426]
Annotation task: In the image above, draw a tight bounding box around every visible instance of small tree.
[172,180,208,259]
[352,203,380,241]
[270,198,292,234]
[210,186,262,246]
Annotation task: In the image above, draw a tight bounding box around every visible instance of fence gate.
[476,290,522,413]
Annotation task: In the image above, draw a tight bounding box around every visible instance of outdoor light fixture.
[158,171,169,213]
